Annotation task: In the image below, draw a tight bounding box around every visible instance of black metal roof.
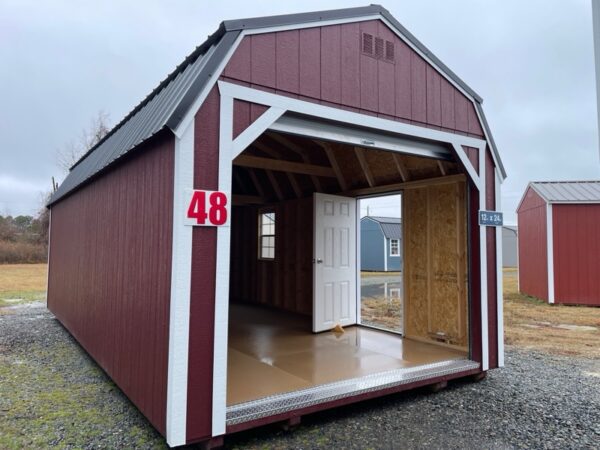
[49,4,503,206]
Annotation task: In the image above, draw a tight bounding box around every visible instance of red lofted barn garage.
[47,5,506,448]
[517,181,600,306]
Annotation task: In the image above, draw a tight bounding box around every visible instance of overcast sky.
[1,0,599,224]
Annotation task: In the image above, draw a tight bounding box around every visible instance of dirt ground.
[503,268,600,358]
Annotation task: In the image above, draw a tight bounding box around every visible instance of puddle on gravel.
[522,322,598,332]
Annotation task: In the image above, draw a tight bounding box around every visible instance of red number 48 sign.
[185,189,229,226]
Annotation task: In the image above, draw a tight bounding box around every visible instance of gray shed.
[360,216,402,272]
[502,226,518,268]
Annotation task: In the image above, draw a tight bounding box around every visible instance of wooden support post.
[354,146,375,187]
[280,415,302,431]
[196,436,224,450]
[428,380,448,393]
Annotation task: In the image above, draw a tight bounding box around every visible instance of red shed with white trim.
[47,6,505,447]
[517,181,600,306]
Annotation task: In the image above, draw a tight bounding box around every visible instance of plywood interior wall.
[403,178,468,349]
[229,197,313,315]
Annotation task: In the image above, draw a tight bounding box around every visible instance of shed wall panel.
[230,198,313,315]
[47,133,174,435]
[553,204,600,306]
[222,20,485,137]
[187,86,220,442]
[517,187,548,300]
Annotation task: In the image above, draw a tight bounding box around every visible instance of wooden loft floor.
[231,131,464,205]
[227,303,467,406]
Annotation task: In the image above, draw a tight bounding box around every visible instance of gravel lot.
[1,302,599,449]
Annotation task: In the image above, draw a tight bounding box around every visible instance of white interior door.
[313,193,357,332]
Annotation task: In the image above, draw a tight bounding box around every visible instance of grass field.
[0,263,47,308]
[503,268,600,358]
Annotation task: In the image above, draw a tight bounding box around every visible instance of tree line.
[0,111,110,264]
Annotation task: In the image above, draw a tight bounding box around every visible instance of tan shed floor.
[227,304,467,406]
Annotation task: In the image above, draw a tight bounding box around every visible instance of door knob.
[316,258,323,264]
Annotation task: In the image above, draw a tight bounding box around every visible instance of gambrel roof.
[529,181,600,204]
[49,4,503,206]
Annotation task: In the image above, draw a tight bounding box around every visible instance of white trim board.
[478,144,489,372]
[546,204,555,304]
[166,120,195,447]
[495,168,504,367]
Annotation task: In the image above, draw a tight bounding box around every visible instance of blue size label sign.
[479,210,503,226]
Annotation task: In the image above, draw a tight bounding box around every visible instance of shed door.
[313,193,357,332]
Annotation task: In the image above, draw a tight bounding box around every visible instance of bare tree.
[56,110,111,172]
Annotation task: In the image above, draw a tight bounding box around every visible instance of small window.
[390,239,400,256]
[258,211,276,260]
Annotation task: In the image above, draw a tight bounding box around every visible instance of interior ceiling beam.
[233,154,336,178]
[315,141,347,190]
[267,132,322,192]
[437,160,447,176]
[232,194,266,205]
[353,146,376,188]
[392,153,410,182]
[233,169,251,194]
[343,173,466,197]
[247,168,266,198]
[253,141,302,198]
[265,170,284,201]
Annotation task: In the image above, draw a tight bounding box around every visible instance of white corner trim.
[479,145,489,371]
[547,204,555,304]
[495,169,504,367]
[166,121,195,447]
[211,95,234,437]
[383,237,388,272]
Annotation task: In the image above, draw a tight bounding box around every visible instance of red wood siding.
[47,132,174,436]
[222,20,485,137]
[517,187,548,300]
[553,204,600,306]
[485,149,498,368]
[187,86,220,443]
[230,199,313,315]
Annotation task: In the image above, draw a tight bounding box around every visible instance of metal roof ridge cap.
[222,5,383,31]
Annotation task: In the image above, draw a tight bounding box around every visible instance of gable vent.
[385,40,395,62]
[361,33,395,64]
[362,33,373,55]
[375,37,384,59]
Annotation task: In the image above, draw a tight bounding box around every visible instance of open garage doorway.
[359,194,403,334]
[225,124,473,415]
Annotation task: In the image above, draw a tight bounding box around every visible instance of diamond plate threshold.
[226,359,480,425]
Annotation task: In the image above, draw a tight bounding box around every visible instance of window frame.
[258,210,276,261]
[389,238,400,257]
